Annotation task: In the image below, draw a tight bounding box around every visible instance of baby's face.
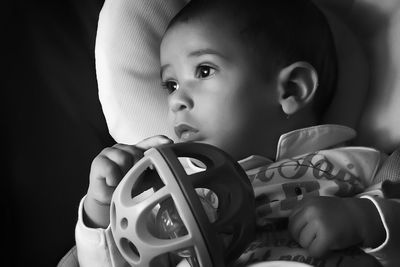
[160,16,284,160]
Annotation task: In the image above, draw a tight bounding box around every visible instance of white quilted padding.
[96,0,189,144]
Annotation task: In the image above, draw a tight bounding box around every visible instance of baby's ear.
[277,62,318,115]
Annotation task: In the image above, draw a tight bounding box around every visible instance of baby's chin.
[203,140,245,161]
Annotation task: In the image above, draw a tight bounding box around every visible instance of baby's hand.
[288,196,371,258]
[83,135,173,228]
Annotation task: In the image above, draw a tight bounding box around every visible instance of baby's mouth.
[174,124,199,142]
[180,130,198,141]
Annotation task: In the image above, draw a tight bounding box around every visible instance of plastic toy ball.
[110,142,256,267]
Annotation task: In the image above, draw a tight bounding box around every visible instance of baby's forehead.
[168,1,246,32]
[162,15,247,57]
[161,16,246,57]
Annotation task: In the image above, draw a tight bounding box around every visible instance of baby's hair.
[167,0,338,120]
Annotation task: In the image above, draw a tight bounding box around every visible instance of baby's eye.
[195,65,216,79]
[161,80,179,94]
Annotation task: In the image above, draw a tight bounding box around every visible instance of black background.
[5,1,114,266]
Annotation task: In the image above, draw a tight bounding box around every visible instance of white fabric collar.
[239,124,356,170]
[184,124,356,172]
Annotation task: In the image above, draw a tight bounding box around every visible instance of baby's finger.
[93,185,116,205]
[103,146,135,175]
[288,199,311,236]
[298,222,317,250]
[308,230,330,258]
[112,143,145,160]
[288,210,308,242]
[135,135,173,151]
[93,155,123,187]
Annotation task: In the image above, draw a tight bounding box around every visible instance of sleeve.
[359,196,400,267]
[356,147,400,266]
[75,197,129,267]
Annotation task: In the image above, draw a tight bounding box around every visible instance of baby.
[76,0,398,266]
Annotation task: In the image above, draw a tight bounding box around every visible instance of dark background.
[5,1,114,266]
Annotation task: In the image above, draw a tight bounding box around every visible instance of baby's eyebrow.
[160,64,170,79]
[188,49,227,59]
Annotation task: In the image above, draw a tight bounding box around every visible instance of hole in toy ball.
[120,217,128,229]
[178,157,207,175]
[131,167,165,203]
[155,197,189,239]
[195,188,219,222]
[172,246,200,266]
[120,238,140,261]
[188,158,207,169]
[150,253,174,266]
[128,241,140,257]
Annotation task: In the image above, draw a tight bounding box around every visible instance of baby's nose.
[169,88,194,112]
